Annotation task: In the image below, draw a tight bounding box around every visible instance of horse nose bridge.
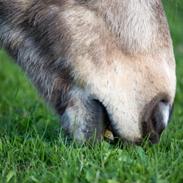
[137,62,174,105]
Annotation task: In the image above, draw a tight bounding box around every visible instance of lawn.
[0,1,183,182]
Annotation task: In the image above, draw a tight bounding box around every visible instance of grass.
[0,1,183,182]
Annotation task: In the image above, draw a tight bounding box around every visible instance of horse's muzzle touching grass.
[0,0,176,144]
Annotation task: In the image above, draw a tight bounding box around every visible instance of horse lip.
[99,100,142,144]
[100,101,121,142]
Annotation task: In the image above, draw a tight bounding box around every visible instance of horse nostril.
[151,100,171,136]
[143,97,173,144]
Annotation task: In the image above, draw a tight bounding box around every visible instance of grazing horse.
[0,0,176,144]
